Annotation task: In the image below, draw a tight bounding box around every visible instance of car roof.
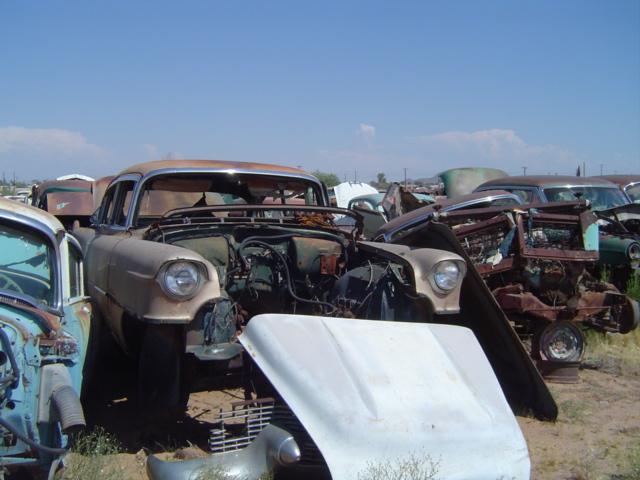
[477,175,618,189]
[0,196,65,234]
[116,159,312,178]
[34,179,93,193]
[592,175,640,187]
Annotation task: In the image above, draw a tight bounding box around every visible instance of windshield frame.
[542,185,629,211]
[129,168,328,228]
[0,213,63,316]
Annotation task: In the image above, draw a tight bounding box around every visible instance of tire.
[137,324,189,417]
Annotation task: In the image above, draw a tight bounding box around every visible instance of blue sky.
[1,0,638,182]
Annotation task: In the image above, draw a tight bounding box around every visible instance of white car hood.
[240,314,530,479]
[333,182,379,208]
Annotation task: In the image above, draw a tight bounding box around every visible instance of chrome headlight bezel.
[430,259,466,295]
[159,261,205,300]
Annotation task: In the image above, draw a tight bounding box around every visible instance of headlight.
[433,260,462,292]
[162,261,202,299]
[627,243,640,260]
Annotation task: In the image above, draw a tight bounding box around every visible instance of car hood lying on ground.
[148,314,531,480]
[241,314,531,479]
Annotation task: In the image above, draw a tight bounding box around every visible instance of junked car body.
[329,181,379,208]
[72,160,555,421]
[433,202,637,379]
[148,314,532,480]
[0,198,89,474]
[31,179,95,229]
[475,176,640,288]
[374,197,638,380]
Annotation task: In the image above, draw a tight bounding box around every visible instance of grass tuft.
[193,464,273,480]
[583,329,640,377]
[626,274,640,301]
[56,427,122,480]
[357,453,440,480]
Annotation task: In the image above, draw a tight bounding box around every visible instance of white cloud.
[413,129,577,174]
[357,123,376,139]
[0,126,104,156]
[0,126,110,180]
[317,127,580,182]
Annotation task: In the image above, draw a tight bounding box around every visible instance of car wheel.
[138,324,188,417]
[534,321,585,363]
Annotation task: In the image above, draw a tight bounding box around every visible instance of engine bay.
[145,224,431,350]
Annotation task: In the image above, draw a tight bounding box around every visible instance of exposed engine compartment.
[145,224,431,350]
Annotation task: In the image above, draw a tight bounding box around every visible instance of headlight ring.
[160,261,204,299]
[431,260,464,294]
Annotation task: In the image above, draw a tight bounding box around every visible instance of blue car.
[0,197,89,475]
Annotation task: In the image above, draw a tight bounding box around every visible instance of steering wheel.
[0,273,23,294]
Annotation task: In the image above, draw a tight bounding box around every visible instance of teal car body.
[0,198,90,474]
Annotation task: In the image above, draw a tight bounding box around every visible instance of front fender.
[109,238,222,323]
[599,235,638,267]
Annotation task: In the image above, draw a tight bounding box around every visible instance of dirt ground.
[61,334,640,480]
[521,368,640,479]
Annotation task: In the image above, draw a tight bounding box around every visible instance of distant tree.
[370,172,389,190]
[312,171,340,187]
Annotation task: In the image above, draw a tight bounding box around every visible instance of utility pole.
[522,166,527,176]
[599,164,604,176]
[354,169,357,183]
[404,168,407,189]
[583,161,586,177]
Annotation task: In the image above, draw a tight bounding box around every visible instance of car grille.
[209,397,324,466]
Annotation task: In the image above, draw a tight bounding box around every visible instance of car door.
[82,177,138,328]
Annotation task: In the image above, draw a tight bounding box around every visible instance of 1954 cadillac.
[72,160,556,478]
[0,198,89,475]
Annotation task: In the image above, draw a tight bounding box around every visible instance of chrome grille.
[208,397,324,466]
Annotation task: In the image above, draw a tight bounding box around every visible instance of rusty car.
[375,198,639,381]
[71,160,555,424]
[0,198,89,475]
[31,178,95,229]
[475,175,640,288]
